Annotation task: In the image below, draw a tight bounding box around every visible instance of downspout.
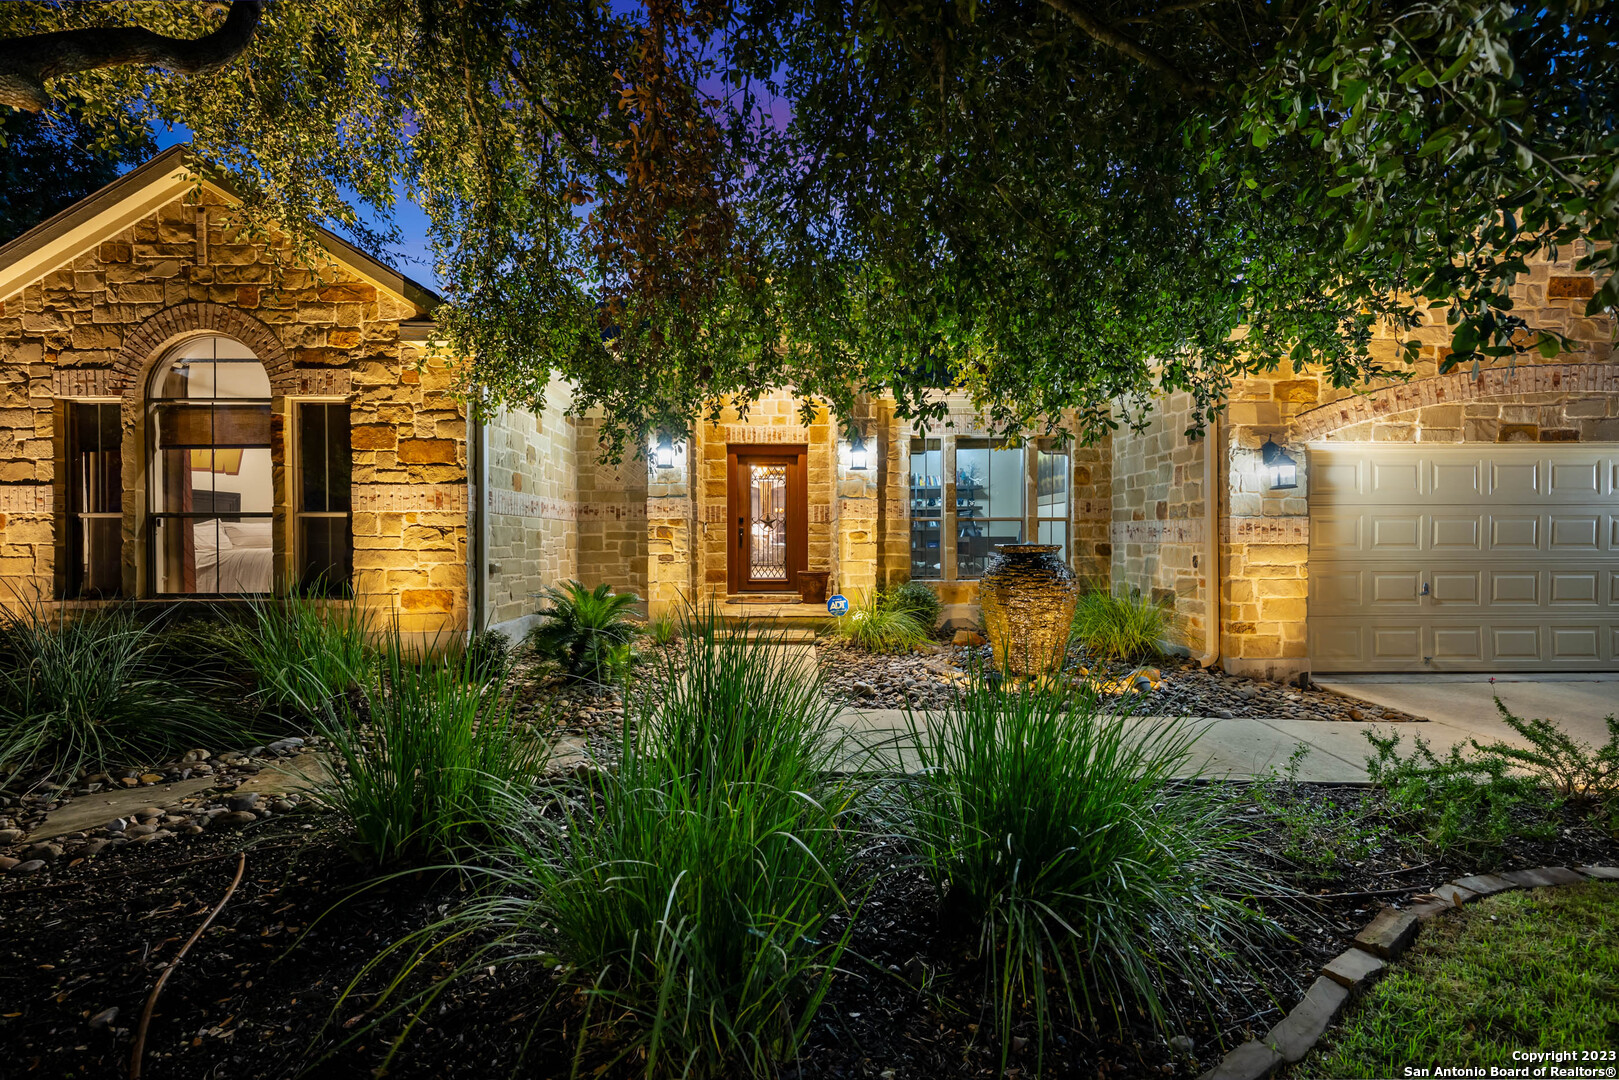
[1196,414,1222,668]
[468,400,488,636]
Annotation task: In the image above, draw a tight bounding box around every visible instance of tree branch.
[1037,0,1214,97]
[1117,0,1225,24]
[0,0,262,112]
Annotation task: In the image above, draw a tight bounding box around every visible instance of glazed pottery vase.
[977,544,1079,677]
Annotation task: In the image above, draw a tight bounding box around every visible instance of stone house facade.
[3,149,1614,676]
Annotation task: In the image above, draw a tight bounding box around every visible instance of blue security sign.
[826,594,849,616]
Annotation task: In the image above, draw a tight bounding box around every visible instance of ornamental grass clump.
[0,600,246,779]
[1069,587,1177,661]
[837,588,929,654]
[232,593,371,725]
[371,611,857,1079]
[310,629,549,866]
[899,680,1270,1070]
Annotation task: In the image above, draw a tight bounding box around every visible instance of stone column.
[646,441,692,617]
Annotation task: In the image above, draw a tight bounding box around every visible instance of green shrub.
[899,680,1267,1068]
[0,601,247,779]
[384,611,854,1078]
[232,594,371,724]
[1364,729,1553,861]
[883,579,942,630]
[465,628,512,683]
[836,590,929,654]
[1472,697,1619,828]
[1248,744,1391,880]
[526,581,640,682]
[1069,588,1176,661]
[644,609,680,647]
[311,629,549,866]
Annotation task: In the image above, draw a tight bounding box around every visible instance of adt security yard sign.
[826,594,849,616]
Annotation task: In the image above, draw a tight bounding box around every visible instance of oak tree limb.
[0,0,262,112]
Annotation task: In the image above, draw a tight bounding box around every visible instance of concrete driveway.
[1315,675,1618,749]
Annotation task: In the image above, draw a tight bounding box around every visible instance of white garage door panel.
[1308,446,1619,673]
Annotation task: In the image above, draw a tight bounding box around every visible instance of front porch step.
[714,595,835,633]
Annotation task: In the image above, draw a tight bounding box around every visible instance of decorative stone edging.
[1198,864,1619,1080]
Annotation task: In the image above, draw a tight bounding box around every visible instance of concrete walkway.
[834,708,1389,781]
[834,675,1617,782]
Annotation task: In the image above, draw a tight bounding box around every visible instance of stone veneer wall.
[1216,250,1616,679]
[689,392,840,605]
[482,386,578,636]
[1070,435,1112,584]
[573,411,650,603]
[0,189,469,633]
[1108,392,1211,656]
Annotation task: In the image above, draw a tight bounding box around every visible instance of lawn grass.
[1295,882,1619,1079]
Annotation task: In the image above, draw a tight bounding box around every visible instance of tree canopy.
[0,106,150,245]
[0,1,1613,451]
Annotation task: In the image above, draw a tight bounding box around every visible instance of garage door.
[1308,445,1619,672]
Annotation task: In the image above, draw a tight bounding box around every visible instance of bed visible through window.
[146,336,273,595]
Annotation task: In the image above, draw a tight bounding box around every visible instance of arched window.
[147,336,273,594]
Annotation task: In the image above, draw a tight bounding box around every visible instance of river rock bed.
[819,640,1426,722]
[0,737,321,876]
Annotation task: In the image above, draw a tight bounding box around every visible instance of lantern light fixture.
[848,429,870,471]
[653,431,679,470]
[1261,438,1297,490]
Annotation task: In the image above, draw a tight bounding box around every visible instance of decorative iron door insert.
[727,446,808,592]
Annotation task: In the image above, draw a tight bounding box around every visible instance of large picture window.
[67,401,123,597]
[1036,445,1070,563]
[955,438,1024,579]
[147,336,273,595]
[296,402,352,594]
[908,436,943,579]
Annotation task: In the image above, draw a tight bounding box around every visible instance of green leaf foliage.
[3,1,1612,450]
[525,581,640,683]
[899,680,1273,1069]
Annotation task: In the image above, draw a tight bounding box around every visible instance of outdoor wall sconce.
[1261,438,1297,490]
[847,429,870,471]
[652,431,682,470]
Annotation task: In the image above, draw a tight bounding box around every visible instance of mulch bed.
[3,785,1614,1080]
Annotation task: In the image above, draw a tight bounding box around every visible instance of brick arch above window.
[1289,362,1619,442]
[108,302,292,396]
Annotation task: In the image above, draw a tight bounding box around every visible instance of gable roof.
[0,144,443,315]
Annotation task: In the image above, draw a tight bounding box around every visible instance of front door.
[727,445,808,592]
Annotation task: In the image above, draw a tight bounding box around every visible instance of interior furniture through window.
[955,438,1025,578]
[147,336,273,595]
[909,436,943,579]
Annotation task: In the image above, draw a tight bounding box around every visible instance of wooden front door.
[727,445,808,592]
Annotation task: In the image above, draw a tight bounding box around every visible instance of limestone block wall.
[0,188,468,634]
[482,387,578,636]
[1217,248,1616,679]
[573,411,649,601]
[688,391,839,605]
[1108,392,1210,656]
[1070,434,1112,584]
